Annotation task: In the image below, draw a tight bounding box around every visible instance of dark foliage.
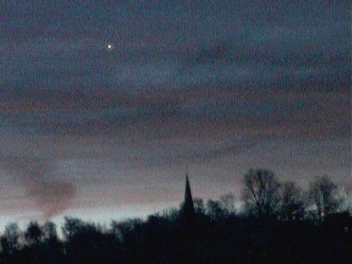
[1,209,351,263]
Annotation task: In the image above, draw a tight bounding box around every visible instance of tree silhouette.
[206,199,224,220]
[62,217,119,263]
[219,193,236,215]
[25,222,44,245]
[42,222,58,241]
[61,217,85,240]
[280,181,305,221]
[308,176,341,222]
[337,185,352,212]
[242,169,281,219]
[0,223,20,258]
[193,198,206,215]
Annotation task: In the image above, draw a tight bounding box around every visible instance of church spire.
[182,174,195,218]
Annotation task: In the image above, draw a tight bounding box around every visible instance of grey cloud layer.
[0,1,350,218]
[1,1,349,89]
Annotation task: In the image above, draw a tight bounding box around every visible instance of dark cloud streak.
[0,156,76,220]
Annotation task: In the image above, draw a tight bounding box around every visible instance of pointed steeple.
[182,174,195,218]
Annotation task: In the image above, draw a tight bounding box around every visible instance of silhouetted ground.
[0,210,351,263]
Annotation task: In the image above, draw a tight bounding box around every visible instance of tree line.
[240,169,347,222]
[0,168,351,263]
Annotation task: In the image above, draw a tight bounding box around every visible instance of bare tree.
[193,198,206,214]
[219,193,236,215]
[42,222,58,241]
[161,207,180,221]
[337,184,352,212]
[280,181,305,221]
[62,217,85,240]
[308,176,341,222]
[25,222,44,245]
[242,169,281,218]
[0,223,21,255]
[206,199,226,220]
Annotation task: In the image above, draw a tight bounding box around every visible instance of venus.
[105,42,114,51]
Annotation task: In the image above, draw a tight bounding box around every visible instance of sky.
[0,1,351,229]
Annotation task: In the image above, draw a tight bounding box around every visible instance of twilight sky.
[0,1,351,226]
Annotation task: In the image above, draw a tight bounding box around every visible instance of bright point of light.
[105,42,114,51]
